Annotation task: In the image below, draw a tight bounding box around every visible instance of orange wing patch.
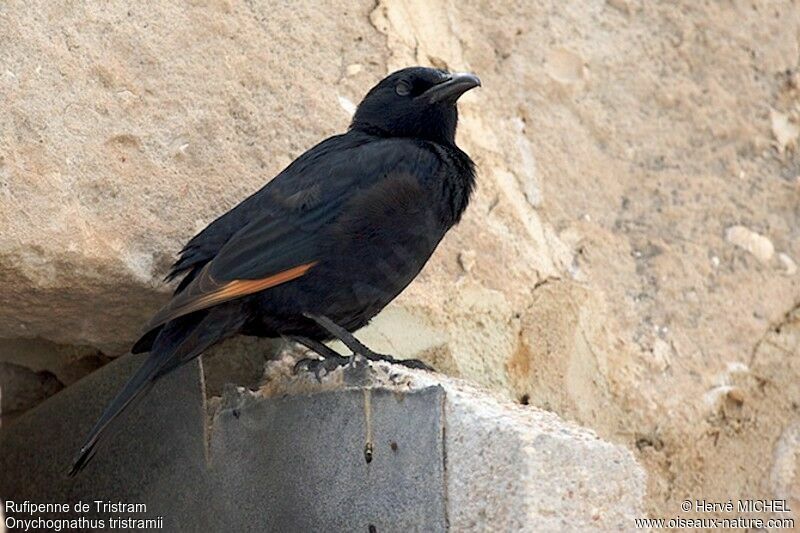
[191,263,317,310]
[146,261,317,330]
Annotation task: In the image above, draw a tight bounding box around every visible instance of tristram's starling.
[70,66,480,475]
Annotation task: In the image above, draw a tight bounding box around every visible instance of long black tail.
[68,306,245,476]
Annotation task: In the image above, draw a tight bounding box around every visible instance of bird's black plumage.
[70,66,480,475]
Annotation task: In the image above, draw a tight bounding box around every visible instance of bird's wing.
[143,202,332,332]
[143,136,440,333]
[163,134,357,291]
[164,195,260,290]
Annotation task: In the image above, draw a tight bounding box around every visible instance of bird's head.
[350,67,481,145]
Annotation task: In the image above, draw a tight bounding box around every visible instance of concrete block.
[0,354,213,531]
[0,354,645,531]
[210,381,447,531]
[444,385,644,530]
[231,360,646,531]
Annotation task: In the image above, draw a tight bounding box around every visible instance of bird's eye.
[395,81,411,96]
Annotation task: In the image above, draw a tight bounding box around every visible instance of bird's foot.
[357,349,433,371]
[301,313,434,372]
[295,352,431,376]
[294,353,351,381]
[348,352,368,369]
[290,335,353,380]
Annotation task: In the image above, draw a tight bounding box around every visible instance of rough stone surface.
[440,378,643,531]
[0,355,643,531]
[0,362,62,424]
[2,0,800,519]
[0,0,388,353]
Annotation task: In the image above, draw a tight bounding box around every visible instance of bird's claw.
[300,314,434,372]
[295,353,432,378]
[294,354,351,380]
[395,358,433,371]
[348,352,368,369]
[362,351,434,372]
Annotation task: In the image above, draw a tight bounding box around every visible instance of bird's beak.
[422,72,481,104]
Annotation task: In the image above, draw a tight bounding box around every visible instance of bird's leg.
[293,335,344,360]
[302,313,433,371]
[291,335,352,379]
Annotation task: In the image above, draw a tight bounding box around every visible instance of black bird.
[70,66,480,475]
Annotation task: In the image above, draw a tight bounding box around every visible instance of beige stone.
[771,109,800,151]
[725,225,775,263]
[0,0,388,353]
[779,252,798,276]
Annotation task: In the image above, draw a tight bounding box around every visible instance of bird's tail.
[67,350,163,475]
[68,307,244,476]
